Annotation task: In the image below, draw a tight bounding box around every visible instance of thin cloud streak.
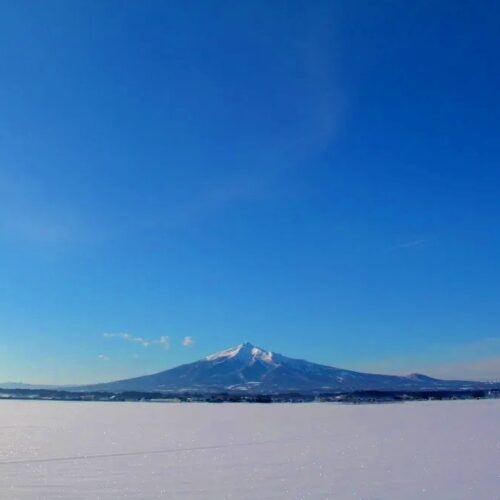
[389,238,428,251]
[103,333,170,350]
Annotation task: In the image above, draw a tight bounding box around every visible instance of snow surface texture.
[0,400,499,499]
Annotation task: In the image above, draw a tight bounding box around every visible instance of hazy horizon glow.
[1,1,500,384]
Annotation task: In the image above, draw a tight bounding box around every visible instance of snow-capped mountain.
[76,342,498,393]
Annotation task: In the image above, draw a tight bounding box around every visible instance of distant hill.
[0,382,59,390]
[73,342,499,394]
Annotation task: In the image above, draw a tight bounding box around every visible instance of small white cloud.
[98,354,110,361]
[182,336,195,347]
[158,336,170,350]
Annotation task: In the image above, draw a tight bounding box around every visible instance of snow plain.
[0,400,499,499]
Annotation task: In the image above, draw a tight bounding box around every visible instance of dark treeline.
[1,387,499,404]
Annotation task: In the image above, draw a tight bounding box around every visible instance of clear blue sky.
[1,1,500,384]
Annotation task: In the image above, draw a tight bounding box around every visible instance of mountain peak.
[205,342,274,364]
[406,373,438,381]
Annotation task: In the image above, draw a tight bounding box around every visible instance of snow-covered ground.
[0,400,498,499]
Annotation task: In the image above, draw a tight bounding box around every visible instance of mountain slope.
[76,342,498,393]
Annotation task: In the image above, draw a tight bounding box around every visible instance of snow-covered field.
[0,400,498,499]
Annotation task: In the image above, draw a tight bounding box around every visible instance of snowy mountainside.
[76,342,497,393]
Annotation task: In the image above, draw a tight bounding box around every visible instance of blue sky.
[1,1,500,384]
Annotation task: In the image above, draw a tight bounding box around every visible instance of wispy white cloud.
[182,336,195,347]
[103,333,170,350]
[103,332,151,347]
[157,336,170,350]
[97,354,110,361]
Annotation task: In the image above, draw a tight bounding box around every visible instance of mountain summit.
[206,342,275,363]
[78,342,495,393]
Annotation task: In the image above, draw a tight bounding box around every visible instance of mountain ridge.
[71,342,499,394]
